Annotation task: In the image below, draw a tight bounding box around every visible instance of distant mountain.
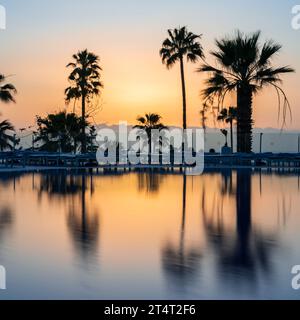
[16,124,300,154]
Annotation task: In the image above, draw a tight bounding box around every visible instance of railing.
[0,151,300,169]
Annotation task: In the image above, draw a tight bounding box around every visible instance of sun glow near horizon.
[0,0,299,130]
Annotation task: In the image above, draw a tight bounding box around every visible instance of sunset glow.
[1,0,299,129]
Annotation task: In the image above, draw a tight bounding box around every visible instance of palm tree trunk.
[180,174,187,252]
[237,85,253,153]
[148,135,152,165]
[230,120,234,153]
[179,56,187,130]
[81,94,86,154]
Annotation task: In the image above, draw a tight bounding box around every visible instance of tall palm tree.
[0,120,15,151]
[0,74,17,103]
[134,113,167,163]
[160,27,204,129]
[218,107,237,152]
[65,49,103,153]
[198,31,294,153]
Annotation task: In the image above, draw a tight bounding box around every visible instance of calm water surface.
[0,169,299,300]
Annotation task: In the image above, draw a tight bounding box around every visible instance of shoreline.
[1,164,300,173]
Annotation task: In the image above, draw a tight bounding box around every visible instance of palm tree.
[36,111,88,153]
[160,27,204,129]
[0,74,17,103]
[198,31,294,153]
[65,49,103,153]
[0,120,15,151]
[134,113,167,163]
[218,107,237,152]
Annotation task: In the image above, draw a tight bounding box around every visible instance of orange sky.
[2,43,299,131]
[1,0,300,130]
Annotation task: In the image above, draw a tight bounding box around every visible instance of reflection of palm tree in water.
[220,169,235,196]
[0,206,13,247]
[137,172,165,194]
[0,177,18,247]
[38,172,83,198]
[38,172,100,260]
[229,170,253,269]
[277,193,292,228]
[202,170,277,285]
[230,171,276,277]
[162,175,201,287]
[202,188,227,249]
[0,172,23,190]
[67,175,100,260]
[0,207,13,231]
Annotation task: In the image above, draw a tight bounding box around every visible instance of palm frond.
[160,26,204,68]
[65,49,103,106]
[0,75,17,104]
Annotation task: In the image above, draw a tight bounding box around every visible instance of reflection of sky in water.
[0,169,299,299]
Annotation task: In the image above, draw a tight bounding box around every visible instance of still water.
[0,169,299,300]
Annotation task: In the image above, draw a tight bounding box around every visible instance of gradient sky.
[1,0,300,129]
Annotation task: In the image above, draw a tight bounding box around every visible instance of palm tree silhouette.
[198,31,294,153]
[65,49,103,153]
[0,119,16,151]
[218,107,237,151]
[134,113,167,163]
[0,74,17,103]
[36,111,87,153]
[160,27,204,129]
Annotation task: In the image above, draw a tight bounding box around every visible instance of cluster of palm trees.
[0,49,103,153]
[160,27,294,153]
[36,28,295,155]
[35,111,97,153]
[0,27,294,154]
